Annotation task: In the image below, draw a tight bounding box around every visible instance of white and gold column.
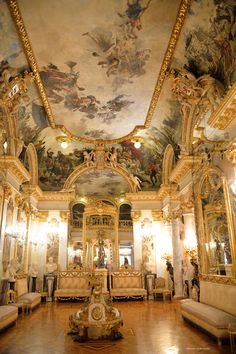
[131,211,142,270]
[171,214,183,298]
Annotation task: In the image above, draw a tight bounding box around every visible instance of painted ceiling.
[74,169,131,196]
[1,0,236,194]
[17,0,182,140]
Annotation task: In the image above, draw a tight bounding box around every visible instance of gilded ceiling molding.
[8,0,191,144]
[0,156,31,185]
[162,144,175,185]
[207,81,236,130]
[8,0,55,128]
[169,155,202,185]
[26,143,38,185]
[143,0,191,131]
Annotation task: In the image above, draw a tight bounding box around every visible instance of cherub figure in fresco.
[118,0,152,39]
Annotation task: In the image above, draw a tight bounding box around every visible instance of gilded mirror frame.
[196,167,236,279]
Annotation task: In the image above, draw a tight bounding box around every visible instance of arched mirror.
[198,169,235,277]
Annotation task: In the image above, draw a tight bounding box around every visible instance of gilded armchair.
[153,277,172,301]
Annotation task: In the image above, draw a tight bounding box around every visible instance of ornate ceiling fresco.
[16,0,183,141]
[1,0,236,195]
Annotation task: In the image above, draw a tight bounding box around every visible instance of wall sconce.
[56,135,73,149]
[131,136,144,149]
[184,247,197,261]
[161,253,172,261]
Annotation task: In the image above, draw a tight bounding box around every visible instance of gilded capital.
[131,211,141,221]
[152,211,163,221]
[60,211,70,221]
[3,184,12,200]
[225,139,236,165]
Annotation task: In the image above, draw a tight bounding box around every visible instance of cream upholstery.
[0,305,18,331]
[110,271,147,300]
[15,274,41,311]
[180,280,236,344]
[54,271,91,300]
[153,277,172,300]
[200,281,236,317]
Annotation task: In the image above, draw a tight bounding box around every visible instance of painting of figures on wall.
[46,233,59,265]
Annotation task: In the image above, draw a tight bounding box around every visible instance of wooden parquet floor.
[0,300,231,354]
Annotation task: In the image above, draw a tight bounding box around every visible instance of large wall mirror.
[198,169,236,277]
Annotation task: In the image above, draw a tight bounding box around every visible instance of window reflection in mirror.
[200,170,233,276]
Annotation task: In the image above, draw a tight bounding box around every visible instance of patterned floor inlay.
[78,342,116,351]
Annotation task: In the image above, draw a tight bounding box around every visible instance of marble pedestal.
[95,268,108,293]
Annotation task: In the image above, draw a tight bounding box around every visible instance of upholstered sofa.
[0,305,18,331]
[15,274,41,312]
[110,271,147,300]
[180,279,236,345]
[54,271,91,301]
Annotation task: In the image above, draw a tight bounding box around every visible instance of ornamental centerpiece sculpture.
[68,273,123,341]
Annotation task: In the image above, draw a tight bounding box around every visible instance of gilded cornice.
[207,81,236,130]
[21,184,42,199]
[84,201,117,216]
[38,190,75,202]
[169,156,202,184]
[125,191,160,201]
[200,274,236,286]
[8,0,191,144]
[0,156,31,185]
[156,184,178,200]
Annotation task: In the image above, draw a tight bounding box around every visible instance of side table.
[229,323,236,353]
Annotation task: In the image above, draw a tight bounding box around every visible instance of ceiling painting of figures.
[35,128,94,191]
[74,169,131,196]
[17,0,182,140]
